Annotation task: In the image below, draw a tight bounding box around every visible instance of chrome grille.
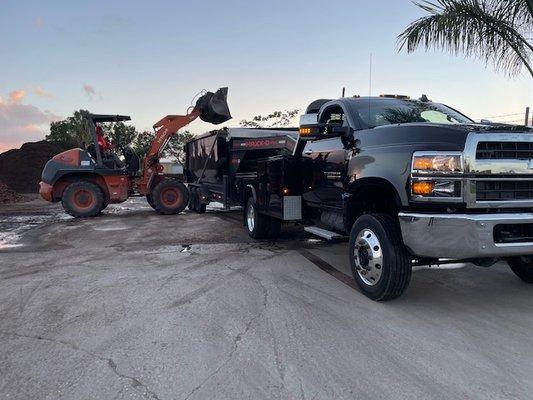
[476,141,533,160]
[476,181,533,201]
[464,132,533,208]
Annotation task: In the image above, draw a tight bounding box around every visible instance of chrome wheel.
[353,229,383,286]
[246,202,255,232]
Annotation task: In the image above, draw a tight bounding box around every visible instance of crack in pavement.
[0,331,161,400]
[169,262,260,309]
[182,268,269,400]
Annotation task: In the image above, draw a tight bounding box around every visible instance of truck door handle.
[304,149,313,155]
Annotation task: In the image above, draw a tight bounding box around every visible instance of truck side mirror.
[299,123,328,139]
[329,126,355,148]
[329,125,351,137]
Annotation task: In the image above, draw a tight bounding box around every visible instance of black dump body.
[184,127,298,208]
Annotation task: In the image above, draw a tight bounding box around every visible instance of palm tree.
[398,0,533,78]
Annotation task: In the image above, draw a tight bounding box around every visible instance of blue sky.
[1,0,532,151]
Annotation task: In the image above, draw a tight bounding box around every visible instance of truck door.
[302,105,347,208]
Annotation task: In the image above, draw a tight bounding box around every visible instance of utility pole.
[526,107,530,126]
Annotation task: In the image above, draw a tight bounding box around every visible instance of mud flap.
[196,87,232,125]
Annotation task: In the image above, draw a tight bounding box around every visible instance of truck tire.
[146,194,156,209]
[62,181,104,218]
[507,256,533,283]
[188,188,197,211]
[188,188,207,214]
[194,189,207,214]
[245,197,269,239]
[349,213,412,301]
[151,178,189,215]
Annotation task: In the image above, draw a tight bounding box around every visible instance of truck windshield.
[349,99,473,129]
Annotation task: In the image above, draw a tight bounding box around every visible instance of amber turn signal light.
[412,181,434,195]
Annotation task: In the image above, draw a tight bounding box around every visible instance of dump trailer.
[184,127,298,214]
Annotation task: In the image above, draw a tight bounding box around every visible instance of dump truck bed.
[184,127,298,208]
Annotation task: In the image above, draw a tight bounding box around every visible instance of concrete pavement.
[1,198,532,399]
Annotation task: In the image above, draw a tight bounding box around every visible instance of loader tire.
[62,181,104,218]
[152,179,189,215]
[349,213,412,301]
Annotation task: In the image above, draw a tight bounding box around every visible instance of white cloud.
[9,90,26,104]
[0,94,61,152]
[34,16,44,30]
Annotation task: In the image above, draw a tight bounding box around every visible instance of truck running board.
[304,226,347,241]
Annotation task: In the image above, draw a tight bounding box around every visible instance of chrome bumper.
[398,212,533,259]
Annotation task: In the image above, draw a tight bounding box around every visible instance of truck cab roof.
[305,96,474,130]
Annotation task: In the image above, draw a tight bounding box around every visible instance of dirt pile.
[0,141,66,193]
[0,182,26,203]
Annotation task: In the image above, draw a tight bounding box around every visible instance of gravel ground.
[0,198,532,400]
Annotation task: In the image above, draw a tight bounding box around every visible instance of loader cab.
[85,114,140,175]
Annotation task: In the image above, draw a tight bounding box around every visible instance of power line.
[498,119,524,124]
[479,112,523,119]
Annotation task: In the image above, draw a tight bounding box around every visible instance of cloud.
[83,84,96,97]
[34,86,53,98]
[34,16,44,30]
[0,93,61,152]
[9,90,26,104]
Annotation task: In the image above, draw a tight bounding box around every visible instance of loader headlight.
[412,152,463,174]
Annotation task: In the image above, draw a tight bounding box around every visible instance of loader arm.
[139,110,200,193]
[139,87,231,194]
[145,109,201,170]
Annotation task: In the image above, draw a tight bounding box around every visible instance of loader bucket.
[195,87,232,125]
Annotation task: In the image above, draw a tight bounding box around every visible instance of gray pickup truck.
[243,95,533,300]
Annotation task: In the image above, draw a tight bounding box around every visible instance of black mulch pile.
[0,141,65,193]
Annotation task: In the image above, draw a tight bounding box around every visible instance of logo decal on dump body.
[233,139,285,149]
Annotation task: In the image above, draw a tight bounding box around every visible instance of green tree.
[46,110,91,148]
[398,0,533,77]
[132,130,155,159]
[133,130,195,163]
[240,109,300,128]
[47,111,139,150]
[165,130,195,163]
[107,122,138,148]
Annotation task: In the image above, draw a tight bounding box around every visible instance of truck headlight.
[412,153,463,174]
[410,152,463,201]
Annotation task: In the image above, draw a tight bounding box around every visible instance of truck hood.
[374,122,533,134]
[365,123,533,152]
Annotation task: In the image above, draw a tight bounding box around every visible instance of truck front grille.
[476,181,533,201]
[476,141,533,160]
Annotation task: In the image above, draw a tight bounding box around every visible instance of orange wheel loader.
[39,88,231,218]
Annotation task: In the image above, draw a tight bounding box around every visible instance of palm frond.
[398,0,533,77]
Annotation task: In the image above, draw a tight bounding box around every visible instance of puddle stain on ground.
[0,213,73,249]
